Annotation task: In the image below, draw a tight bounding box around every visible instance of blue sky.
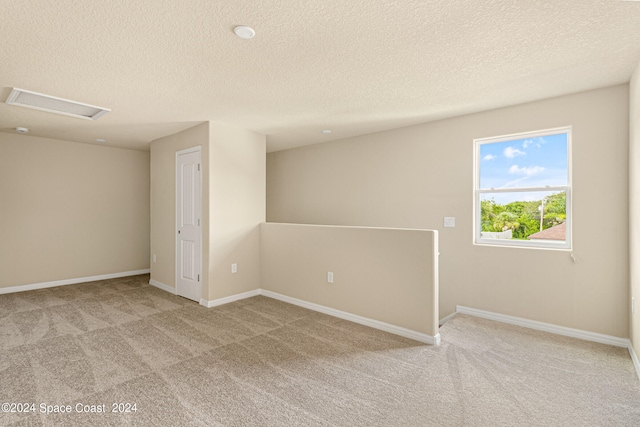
[479,132,568,204]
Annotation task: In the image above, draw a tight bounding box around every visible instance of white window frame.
[473,126,572,250]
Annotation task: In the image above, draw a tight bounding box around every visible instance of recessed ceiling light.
[322,129,332,134]
[233,25,255,39]
[96,138,107,143]
[16,127,29,133]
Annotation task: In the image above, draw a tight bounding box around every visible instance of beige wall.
[150,122,210,293]
[267,85,630,338]
[261,223,439,336]
[0,133,150,287]
[149,121,265,301]
[630,64,640,354]
[207,123,266,301]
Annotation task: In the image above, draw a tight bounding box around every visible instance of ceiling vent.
[5,88,110,120]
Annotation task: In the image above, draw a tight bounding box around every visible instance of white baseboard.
[0,269,151,295]
[139,284,440,346]
[456,305,630,348]
[200,289,261,308]
[193,287,440,345]
[149,279,177,295]
[629,344,640,381]
[261,289,440,345]
[439,311,457,326]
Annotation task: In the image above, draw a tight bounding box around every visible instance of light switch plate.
[444,217,456,227]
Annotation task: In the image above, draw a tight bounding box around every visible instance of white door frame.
[175,146,202,302]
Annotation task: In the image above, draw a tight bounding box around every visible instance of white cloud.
[509,165,545,176]
[522,137,546,149]
[483,154,497,161]
[504,146,526,158]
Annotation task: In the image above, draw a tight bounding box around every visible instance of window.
[474,127,571,249]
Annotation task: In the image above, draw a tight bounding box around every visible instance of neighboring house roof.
[528,222,566,241]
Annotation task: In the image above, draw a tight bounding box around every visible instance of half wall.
[260,223,439,341]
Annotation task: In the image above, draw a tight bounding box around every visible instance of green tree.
[492,211,520,233]
[480,192,566,239]
[542,192,566,229]
[480,199,503,232]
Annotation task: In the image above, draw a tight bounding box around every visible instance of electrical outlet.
[444,217,455,227]
[153,254,157,263]
[231,263,237,273]
[327,272,334,283]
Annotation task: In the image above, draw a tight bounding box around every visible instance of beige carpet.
[1,274,639,426]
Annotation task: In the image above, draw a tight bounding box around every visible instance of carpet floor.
[1,274,639,426]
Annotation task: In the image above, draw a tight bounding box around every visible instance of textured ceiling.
[1,0,640,152]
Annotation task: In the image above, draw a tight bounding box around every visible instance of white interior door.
[176,147,202,302]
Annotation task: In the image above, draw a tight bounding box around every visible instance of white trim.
[199,289,261,308]
[149,279,177,295]
[473,126,572,251]
[629,345,640,382]
[152,285,441,345]
[477,185,568,194]
[175,145,202,156]
[0,269,151,295]
[439,311,457,326]
[456,305,630,348]
[261,290,440,345]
